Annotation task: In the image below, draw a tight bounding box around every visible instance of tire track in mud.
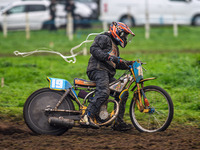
[0,121,199,150]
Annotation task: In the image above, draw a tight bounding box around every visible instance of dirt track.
[0,120,199,150]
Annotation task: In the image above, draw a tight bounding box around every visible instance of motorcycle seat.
[74,78,96,87]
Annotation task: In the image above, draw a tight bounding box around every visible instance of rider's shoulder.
[95,32,111,42]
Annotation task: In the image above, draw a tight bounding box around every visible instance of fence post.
[102,3,108,31]
[1,78,4,88]
[25,12,30,40]
[173,14,178,37]
[103,21,108,32]
[83,46,87,56]
[3,14,7,38]
[127,6,132,27]
[49,41,54,48]
[66,12,73,41]
[145,0,150,39]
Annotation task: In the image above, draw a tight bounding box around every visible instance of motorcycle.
[23,60,174,135]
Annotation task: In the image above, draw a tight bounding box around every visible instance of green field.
[0,26,200,127]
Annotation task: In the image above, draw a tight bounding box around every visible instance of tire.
[192,15,200,26]
[130,85,174,132]
[120,15,135,27]
[42,21,51,30]
[23,88,75,135]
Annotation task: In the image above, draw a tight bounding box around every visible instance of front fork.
[134,83,150,113]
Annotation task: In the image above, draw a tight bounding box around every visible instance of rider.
[81,22,135,131]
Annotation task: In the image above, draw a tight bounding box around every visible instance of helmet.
[109,22,135,48]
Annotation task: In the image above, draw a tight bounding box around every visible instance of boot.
[112,120,133,131]
[80,112,99,129]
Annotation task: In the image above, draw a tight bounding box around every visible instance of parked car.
[0,0,92,30]
[100,0,200,26]
[74,0,99,19]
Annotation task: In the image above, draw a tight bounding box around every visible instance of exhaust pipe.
[49,117,74,128]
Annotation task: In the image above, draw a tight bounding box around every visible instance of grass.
[0,26,200,127]
[0,26,200,54]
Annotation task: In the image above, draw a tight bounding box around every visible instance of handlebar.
[120,59,145,66]
[119,59,146,71]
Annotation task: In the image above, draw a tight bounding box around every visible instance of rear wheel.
[95,99,119,126]
[130,85,174,132]
[23,88,75,135]
[192,15,200,26]
[120,15,135,27]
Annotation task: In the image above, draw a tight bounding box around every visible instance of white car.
[100,0,200,26]
[0,0,92,30]
[74,0,99,19]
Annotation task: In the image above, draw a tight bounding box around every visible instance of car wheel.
[42,21,51,30]
[192,15,200,26]
[120,15,135,27]
[74,15,82,26]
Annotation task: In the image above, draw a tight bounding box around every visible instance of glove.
[108,55,120,64]
[126,61,135,66]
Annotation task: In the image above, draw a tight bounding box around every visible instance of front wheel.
[130,85,174,132]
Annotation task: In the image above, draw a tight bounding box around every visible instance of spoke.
[155,110,167,117]
[148,114,151,130]
[150,101,163,109]
[152,115,161,127]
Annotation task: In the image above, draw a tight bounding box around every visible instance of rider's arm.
[116,61,129,70]
[116,60,133,70]
[90,35,111,61]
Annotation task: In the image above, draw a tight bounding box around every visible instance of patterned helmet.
[109,22,135,48]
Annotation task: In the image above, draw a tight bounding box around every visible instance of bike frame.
[46,60,156,117]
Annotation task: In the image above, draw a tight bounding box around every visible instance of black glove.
[126,61,135,66]
[108,55,119,64]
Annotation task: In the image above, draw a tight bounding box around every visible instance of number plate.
[47,77,72,90]
[133,61,143,83]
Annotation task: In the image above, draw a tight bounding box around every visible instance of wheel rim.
[28,91,70,133]
[131,89,170,132]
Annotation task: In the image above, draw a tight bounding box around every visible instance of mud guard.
[139,77,156,83]
[131,77,156,92]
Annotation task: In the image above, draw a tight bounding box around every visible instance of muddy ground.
[0,120,199,150]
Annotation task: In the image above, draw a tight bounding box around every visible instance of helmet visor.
[127,34,134,43]
[120,31,134,43]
